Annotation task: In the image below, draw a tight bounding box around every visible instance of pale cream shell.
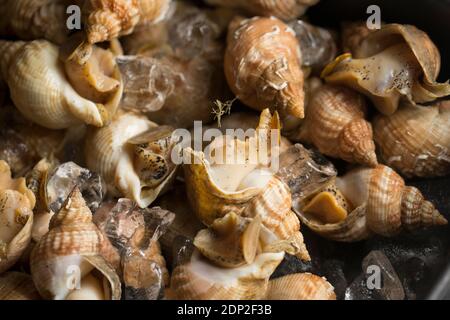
[86,111,176,208]
[0,40,122,129]
[373,101,450,178]
[169,250,284,300]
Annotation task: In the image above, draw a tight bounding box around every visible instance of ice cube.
[171,236,195,269]
[117,55,180,113]
[276,144,337,209]
[101,199,175,254]
[167,9,221,61]
[396,257,427,300]
[99,199,175,300]
[288,20,337,73]
[46,162,105,213]
[345,274,375,300]
[122,254,164,300]
[361,250,405,300]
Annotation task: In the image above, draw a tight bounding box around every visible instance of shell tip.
[435,212,448,226]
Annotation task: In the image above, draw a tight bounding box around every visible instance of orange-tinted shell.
[169,250,284,300]
[0,272,41,300]
[296,165,447,241]
[30,188,121,299]
[267,273,336,300]
[205,0,319,20]
[293,85,377,166]
[84,0,171,44]
[225,16,305,119]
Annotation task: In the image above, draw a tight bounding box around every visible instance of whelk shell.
[373,100,450,178]
[340,21,376,54]
[225,16,305,119]
[86,111,177,208]
[83,0,172,44]
[193,212,262,268]
[0,160,35,274]
[205,0,319,21]
[0,0,70,44]
[183,109,310,261]
[30,188,121,300]
[322,24,450,115]
[296,164,448,241]
[292,84,378,166]
[0,40,122,129]
[27,159,106,242]
[267,273,336,300]
[0,272,41,300]
[169,249,284,300]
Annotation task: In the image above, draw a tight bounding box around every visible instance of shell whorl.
[366,165,404,236]
[86,111,175,208]
[84,0,140,44]
[30,188,121,299]
[49,188,93,229]
[363,165,447,236]
[0,40,118,129]
[267,273,336,300]
[0,41,26,81]
[302,164,449,241]
[401,186,448,230]
[373,101,450,178]
[225,16,305,119]
[138,0,171,24]
[300,85,377,166]
[170,250,284,300]
[244,177,297,239]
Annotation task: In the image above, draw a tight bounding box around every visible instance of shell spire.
[49,187,93,228]
[84,0,141,44]
[224,16,305,119]
[170,250,284,300]
[30,187,121,300]
[363,165,447,236]
[401,186,448,230]
[296,164,447,241]
[84,0,172,44]
[293,85,377,166]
